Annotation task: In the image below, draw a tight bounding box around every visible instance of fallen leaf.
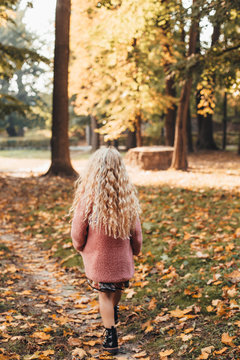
[72,348,87,359]
[225,270,240,283]
[180,333,192,341]
[169,307,192,318]
[122,334,136,342]
[68,337,82,346]
[133,351,147,358]
[83,340,98,346]
[221,332,236,347]
[148,297,157,310]
[125,289,136,299]
[214,347,227,354]
[42,350,54,356]
[159,349,174,358]
[31,331,51,340]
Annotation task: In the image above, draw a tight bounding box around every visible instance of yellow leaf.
[83,340,100,346]
[221,332,236,347]
[145,325,154,333]
[214,347,227,354]
[169,307,192,318]
[180,333,192,341]
[43,326,53,333]
[72,348,87,359]
[159,349,174,357]
[125,289,136,299]
[42,350,54,356]
[133,351,147,358]
[148,297,157,310]
[31,331,51,341]
[206,306,214,312]
[122,334,136,342]
[196,353,209,360]
[184,328,194,334]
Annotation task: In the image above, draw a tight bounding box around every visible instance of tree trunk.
[136,113,142,147]
[46,0,77,177]
[196,110,218,150]
[187,106,193,153]
[161,0,177,146]
[126,129,137,149]
[222,92,227,150]
[165,76,176,146]
[90,115,100,151]
[171,79,193,169]
[171,0,198,170]
[196,23,220,151]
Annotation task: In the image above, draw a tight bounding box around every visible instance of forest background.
[0,0,240,174]
[0,1,240,360]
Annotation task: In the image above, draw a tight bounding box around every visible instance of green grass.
[0,148,92,160]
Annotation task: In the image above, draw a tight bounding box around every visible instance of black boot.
[114,305,119,325]
[102,326,118,354]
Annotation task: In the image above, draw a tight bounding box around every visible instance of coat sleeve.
[130,216,142,256]
[71,201,88,252]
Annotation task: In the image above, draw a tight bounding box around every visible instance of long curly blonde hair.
[70,147,141,239]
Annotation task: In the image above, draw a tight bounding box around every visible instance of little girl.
[70,147,142,355]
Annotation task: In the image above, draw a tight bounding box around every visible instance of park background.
[0,0,240,359]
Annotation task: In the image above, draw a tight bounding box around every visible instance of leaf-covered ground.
[0,175,240,360]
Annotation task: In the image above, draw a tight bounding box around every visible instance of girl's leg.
[113,289,122,307]
[99,291,115,328]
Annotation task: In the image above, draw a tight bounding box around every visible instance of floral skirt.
[88,279,129,292]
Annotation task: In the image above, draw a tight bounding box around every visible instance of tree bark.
[165,76,176,146]
[126,129,137,149]
[46,0,77,177]
[136,113,142,147]
[196,23,220,150]
[171,0,198,170]
[222,92,227,150]
[187,106,193,153]
[90,115,100,151]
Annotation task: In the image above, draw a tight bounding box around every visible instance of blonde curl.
[70,147,141,239]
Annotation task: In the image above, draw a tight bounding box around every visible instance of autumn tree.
[70,0,175,145]
[0,6,50,136]
[195,1,240,150]
[0,0,47,119]
[46,0,77,177]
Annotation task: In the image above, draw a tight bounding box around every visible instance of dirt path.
[0,229,138,359]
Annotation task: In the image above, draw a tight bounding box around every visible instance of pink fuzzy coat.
[71,202,142,283]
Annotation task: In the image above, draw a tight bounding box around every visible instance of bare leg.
[99,291,115,328]
[113,290,122,307]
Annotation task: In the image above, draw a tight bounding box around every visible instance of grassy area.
[0,176,240,359]
[0,149,93,160]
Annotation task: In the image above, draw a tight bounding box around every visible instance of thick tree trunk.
[171,79,193,169]
[46,0,77,177]
[90,115,100,151]
[165,76,176,146]
[222,92,227,150]
[171,0,198,170]
[136,113,142,147]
